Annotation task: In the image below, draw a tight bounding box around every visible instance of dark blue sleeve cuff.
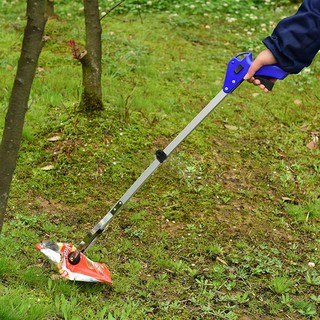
[263,0,320,74]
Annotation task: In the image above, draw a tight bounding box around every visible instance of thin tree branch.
[100,0,125,21]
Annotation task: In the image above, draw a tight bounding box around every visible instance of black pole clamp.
[156,150,167,163]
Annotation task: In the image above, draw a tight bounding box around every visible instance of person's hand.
[244,49,278,92]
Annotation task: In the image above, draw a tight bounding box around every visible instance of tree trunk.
[79,0,103,112]
[0,0,48,233]
[45,0,54,17]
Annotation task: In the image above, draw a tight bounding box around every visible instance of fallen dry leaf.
[42,35,51,41]
[216,257,228,265]
[41,165,55,171]
[47,135,61,142]
[306,131,319,150]
[37,67,45,73]
[307,141,318,150]
[224,124,238,131]
[300,124,309,132]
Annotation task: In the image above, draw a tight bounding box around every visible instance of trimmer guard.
[36,241,112,284]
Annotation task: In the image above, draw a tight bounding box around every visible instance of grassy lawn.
[1,1,320,319]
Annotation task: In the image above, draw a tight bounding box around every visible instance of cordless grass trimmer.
[36,52,288,283]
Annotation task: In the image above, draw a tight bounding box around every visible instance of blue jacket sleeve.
[263,0,320,74]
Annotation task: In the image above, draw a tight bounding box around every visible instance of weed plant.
[1,0,320,319]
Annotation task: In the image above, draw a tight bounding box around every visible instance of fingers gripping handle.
[223,52,288,93]
[254,63,288,91]
[253,76,275,91]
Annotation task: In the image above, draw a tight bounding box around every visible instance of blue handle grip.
[223,52,288,93]
[255,64,287,79]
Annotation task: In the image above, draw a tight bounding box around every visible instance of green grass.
[1,1,320,319]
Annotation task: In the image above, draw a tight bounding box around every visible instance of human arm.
[245,0,320,91]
